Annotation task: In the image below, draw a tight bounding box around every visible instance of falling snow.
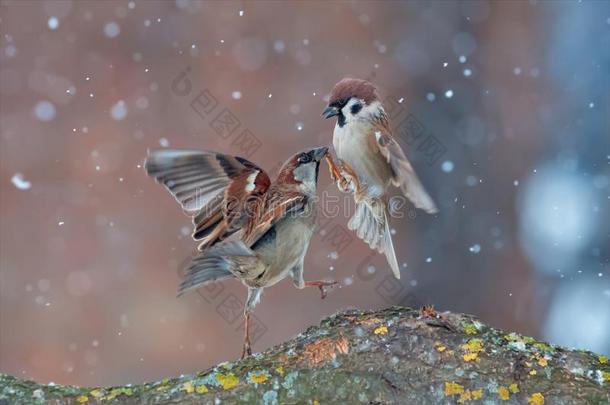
[110,100,127,120]
[11,173,31,190]
[47,17,59,30]
[33,100,56,121]
[103,22,120,38]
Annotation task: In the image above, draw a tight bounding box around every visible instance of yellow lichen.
[313,401,320,405]
[598,355,608,364]
[528,392,545,405]
[462,338,482,362]
[374,325,388,335]
[436,345,447,353]
[471,389,483,399]
[182,381,194,394]
[529,370,537,376]
[275,366,284,376]
[509,383,520,393]
[538,357,548,367]
[444,381,465,396]
[89,389,102,398]
[195,385,209,394]
[76,395,88,403]
[155,379,170,392]
[104,387,133,400]
[463,323,478,335]
[457,390,472,403]
[249,372,269,384]
[464,339,483,353]
[602,371,610,382]
[216,372,239,390]
[497,386,510,400]
[463,352,479,362]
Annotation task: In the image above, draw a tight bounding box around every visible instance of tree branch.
[1,306,609,404]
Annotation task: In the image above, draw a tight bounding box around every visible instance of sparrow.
[144,146,335,358]
[322,77,438,279]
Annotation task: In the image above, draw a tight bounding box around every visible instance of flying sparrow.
[145,146,336,358]
[322,77,438,279]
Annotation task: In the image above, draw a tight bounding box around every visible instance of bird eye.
[350,102,362,115]
[332,98,348,108]
[298,153,311,164]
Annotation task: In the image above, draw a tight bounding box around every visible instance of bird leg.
[240,288,262,359]
[324,154,354,193]
[304,280,339,299]
[324,153,344,182]
[241,311,252,359]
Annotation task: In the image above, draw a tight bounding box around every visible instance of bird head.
[322,77,380,127]
[276,146,328,192]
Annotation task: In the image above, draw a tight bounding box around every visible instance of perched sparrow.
[145,146,335,358]
[322,78,438,279]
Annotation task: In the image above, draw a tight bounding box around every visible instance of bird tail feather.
[178,241,257,296]
[348,198,401,279]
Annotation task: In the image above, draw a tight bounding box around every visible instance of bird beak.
[322,105,339,119]
[311,146,329,161]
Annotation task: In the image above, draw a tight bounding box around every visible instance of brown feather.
[193,209,223,241]
[369,112,438,214]
[196,166,271,251]
[243,186,306,246]
[274,155,301,185]
[329,77,378,106]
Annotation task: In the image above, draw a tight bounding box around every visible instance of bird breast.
[250,205,315,287]
[333,122,392,197]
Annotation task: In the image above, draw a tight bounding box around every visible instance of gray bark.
[1,306,609,404]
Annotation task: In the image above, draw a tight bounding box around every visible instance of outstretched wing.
[371,114,438,214]
[144,149,271,250]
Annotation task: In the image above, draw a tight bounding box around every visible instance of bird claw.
[324,154,356,194]
[419,305,439,319]
[418,305,456,332]
[305,280,339,299]
[338,176,356,194]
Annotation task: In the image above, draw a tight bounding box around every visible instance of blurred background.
[1,0,609,387]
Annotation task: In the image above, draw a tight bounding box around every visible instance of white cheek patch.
[341,99,384,126]
[341,98,362,124]
[362,100,383,119]
[245,170,259,192]
[293,163,316,187]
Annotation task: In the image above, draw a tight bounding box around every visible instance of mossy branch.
[1,306,609,404]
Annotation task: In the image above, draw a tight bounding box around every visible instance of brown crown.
[275,153,302,185]
[329,77,378,106]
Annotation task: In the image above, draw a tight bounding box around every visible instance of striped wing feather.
[371,115,438,214]
[144,149,271,251]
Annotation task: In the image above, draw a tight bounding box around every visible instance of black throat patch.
[331,98,350,128]
[337,112,346,128]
